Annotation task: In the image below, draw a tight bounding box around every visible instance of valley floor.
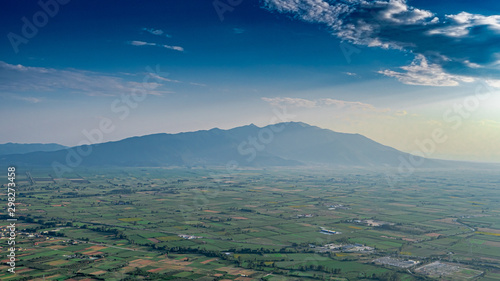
[1,167,499,280]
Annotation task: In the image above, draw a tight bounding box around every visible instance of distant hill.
[0,122,450,168]
[0,143,67,156]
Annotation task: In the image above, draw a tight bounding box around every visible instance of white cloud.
[0,61,51,73]
[428,12,500,38]
[319,98,381,111]
[130,40,155,46]
[162,44,184,52]
[128,41,184,52]
[142,27,171,37]
[264,0,352,29]
[19,96,42,103]
[262,97,389,112]
[1,93,43,103]
[464,60,481,68]
[262,97,316,108]
[485,79,500,89]
[264,0,437,49]
[190,82,207,87]
[379,55,475,86]
[0,61,172,97]
[263,0,500,84]
[377,0,435,25]
[149,73,181,83]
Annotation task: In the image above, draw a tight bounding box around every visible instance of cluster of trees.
[296,265,342,274]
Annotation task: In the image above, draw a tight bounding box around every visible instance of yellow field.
[118,217,142,222]
[477,231,500,237]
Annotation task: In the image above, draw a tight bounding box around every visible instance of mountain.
[0,143,67,156]
[1,122,444,168]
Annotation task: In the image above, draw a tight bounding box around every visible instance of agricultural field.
[0,166,499,280]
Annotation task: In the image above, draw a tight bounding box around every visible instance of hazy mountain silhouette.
[0,143,67,156]
[1,122,447,168]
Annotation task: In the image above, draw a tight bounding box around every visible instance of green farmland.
[1,167,499,280]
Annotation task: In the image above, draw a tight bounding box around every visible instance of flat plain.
[1,167,499,280]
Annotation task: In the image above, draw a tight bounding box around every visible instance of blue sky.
[1,0,500,162]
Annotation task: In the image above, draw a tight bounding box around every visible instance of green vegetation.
[1,167,499,280]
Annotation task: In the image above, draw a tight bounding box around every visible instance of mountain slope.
[264,122,415,166]
[0,122,442,168]
[0,143,67,156]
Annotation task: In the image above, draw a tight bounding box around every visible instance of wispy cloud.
[0,61,173,97]
[189,82,207,87]
[149,73,181,83]
[233,27,245,34]
[127,41,184,52]
[379,55,475,86]
[485,79,500,88]
[162,44,184,52]
[1,93,43,103]
[130,40,156,46]
[142,27,172,38]
[262,97,389,112]
[427,12,500,38]
[263,0,500,86]
[263,97,316,108]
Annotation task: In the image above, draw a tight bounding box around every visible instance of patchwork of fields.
[0,167,499,280]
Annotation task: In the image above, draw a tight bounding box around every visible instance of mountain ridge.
[0,143,68,156]
[0,122,485,169]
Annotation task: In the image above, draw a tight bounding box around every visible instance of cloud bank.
[263,0,500,86]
